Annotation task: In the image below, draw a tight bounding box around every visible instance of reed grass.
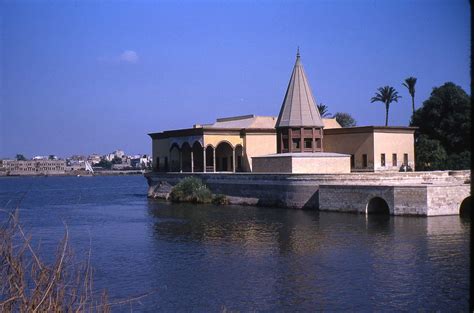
[0,209,150,312]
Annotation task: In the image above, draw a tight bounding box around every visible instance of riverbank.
[0,170,145,177]
[146,170,471,216]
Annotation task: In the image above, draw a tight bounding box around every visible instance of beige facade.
[323,127,416,172]
[242,132,277,171]
[150,117,415,173]
[150,115,277,173]
[252,153,351,174]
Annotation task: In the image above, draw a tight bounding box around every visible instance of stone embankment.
[145,170,471,216]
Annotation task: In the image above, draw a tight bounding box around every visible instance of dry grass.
[0,209,150,312]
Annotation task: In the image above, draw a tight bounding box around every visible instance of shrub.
[212,194,229,205]
[0,210,150,312]
[170,177,213,203]
[0,211,110,312]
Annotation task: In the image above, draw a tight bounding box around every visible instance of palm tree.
[317,103,331,118]
[370,86,401,126]
[402,77,417,115]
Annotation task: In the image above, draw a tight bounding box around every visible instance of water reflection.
[0,176,469,312]
[147,200,470,311]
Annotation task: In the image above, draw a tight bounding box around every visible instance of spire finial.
[296,46,300,58]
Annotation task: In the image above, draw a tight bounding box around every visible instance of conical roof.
[276,51,324,128]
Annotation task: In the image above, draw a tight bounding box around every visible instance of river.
[0,175,470,312]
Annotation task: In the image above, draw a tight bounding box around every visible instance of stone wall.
[318,185,396,214]
[319,184,470,216]
[426,185,471,216]
[145,170,470,215]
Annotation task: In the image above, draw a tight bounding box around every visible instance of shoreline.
[0,170,145,177]
[145,171,471,216]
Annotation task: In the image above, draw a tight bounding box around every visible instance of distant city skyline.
[1,0,470,158]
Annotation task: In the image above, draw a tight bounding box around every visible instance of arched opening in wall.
[181,143,192,172]
[235,144,244,172]
[366,197,390,215]
[169,144,180,172]
[459,196,471,219]
[192,141,204,172]
[205,146,215,172]
[215,141,234,172]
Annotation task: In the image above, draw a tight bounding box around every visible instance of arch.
[169,144,180,172]
[169,143,180,152]
[215,140,234,149]
[205,145,215,172]
[366,197,390,215]
[459,196,471,218]
[181,142,192,172]
[192,141,204,172]
[215,141,234,172]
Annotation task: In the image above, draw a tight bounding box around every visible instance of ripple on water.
[0,176,470,312]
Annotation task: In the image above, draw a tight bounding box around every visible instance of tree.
[402,77,417,116]
[48,155,56,160]
[332,112,357,127]
[15,154,27,161]
[317,103,331,118]
[96,159,112,169]
[410,82,470,170]
[414,135,447,171]
[370,86,402,126]
[111,156,122,164]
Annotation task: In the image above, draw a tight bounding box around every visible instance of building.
[2,159,66,175]
[87,154,102,165]
[149,52,415,173]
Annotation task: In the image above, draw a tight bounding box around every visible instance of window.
[392,154,397,167]
[403,153,408,165]
[381,154,385,167]
[292,139,300,150]
[156,157,160,171]
[350,154,355,168]
[304,138,312,149]
[283,139,289,150]
[164,157,169,171]
[362,154,368,168]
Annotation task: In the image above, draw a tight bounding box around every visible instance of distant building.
[87,154,102,165]
[113,150,125,158]
[111,163,133,170]
[65,160,86,171]
[3,159,66,175]
[70,155,86,161]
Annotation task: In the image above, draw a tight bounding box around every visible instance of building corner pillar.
[203,147,206,173]
[232,148,236,173]
[213,147,216,172]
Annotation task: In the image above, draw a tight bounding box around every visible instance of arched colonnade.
[169,141,243,173]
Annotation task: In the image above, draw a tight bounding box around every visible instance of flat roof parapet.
[216,114,255,122]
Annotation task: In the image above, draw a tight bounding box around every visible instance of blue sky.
[0,0,470,158]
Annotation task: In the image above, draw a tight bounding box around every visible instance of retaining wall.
[145,170,470,215]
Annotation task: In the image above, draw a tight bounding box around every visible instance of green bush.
[212,194,229,205]
[170,177,213,203]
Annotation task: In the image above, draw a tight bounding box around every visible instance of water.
[0,176,470,312]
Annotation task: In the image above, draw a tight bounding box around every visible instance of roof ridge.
[276,52,324,128]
